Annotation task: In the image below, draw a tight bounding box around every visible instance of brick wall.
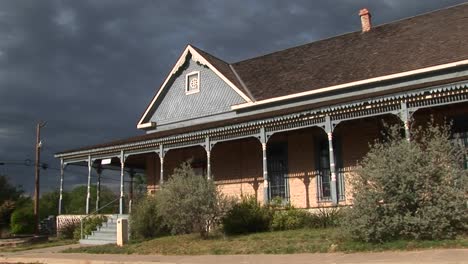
[144,102,468,208]
[213,137,263,203]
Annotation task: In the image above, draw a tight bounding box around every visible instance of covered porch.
[55,81,468,214]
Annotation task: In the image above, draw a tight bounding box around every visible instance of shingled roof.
[57,3,468,155]
[229,3,468,101]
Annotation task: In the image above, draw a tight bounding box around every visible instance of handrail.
[80,197,120,239]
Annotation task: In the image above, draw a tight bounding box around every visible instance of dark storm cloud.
[0,0,466,194]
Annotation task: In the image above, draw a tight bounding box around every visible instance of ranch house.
[55,5,468,223]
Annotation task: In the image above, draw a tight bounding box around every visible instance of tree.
[0,175,24,231]
[67,185,118,214]
[156,162,229,238]
[39,190,63,219]
[343,122,468,242]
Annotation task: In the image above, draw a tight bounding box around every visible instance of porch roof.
[56,77,468,157]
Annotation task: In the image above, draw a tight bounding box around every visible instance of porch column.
[58,159,65,215]
[119,151,126,215]
[128,169,134,214]
[159,145,165,186]
[205,137,212,180]
[260,127,269,204]
[325,116,338,205]
[86,155,92,214]
[95,165,102,212]
[400,102,411,141]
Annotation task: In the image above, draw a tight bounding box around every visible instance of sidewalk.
[1,244,467,264]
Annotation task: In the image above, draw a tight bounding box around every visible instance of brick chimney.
[359,8,372,32]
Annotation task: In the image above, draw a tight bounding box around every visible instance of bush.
[271,206,310,231]
[59,221,79,239]
[156,162,230,238]
[307,207,343,228]
[343,122,468,242]
[130,195,168,239]
[10,208,34,234]
[73,215,107,240]
[222,196,272,235]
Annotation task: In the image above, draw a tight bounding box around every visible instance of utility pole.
[34,121,46,236]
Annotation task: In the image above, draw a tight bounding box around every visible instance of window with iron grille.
[316,139,345,202]
[451,116,468,169]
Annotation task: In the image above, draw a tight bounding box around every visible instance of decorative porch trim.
[57,81,468,163]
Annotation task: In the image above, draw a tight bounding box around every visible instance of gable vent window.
[186,71,200,94]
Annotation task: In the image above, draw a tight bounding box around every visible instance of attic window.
[186,71,200,94]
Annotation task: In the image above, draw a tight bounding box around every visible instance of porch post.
[86,155,92,214]
[128,169,134,214]
[205,137,212,180]
[325,116,338,205]
[159,145,165,186]
[260,127,269,204]
[119,151,125,215]
[58,159,65,215]
[400,102,411,141]
[95,165,102,212]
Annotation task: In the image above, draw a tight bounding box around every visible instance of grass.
[62,228,468,255]
[0,238,75,253]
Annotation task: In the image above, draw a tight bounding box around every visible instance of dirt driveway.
[0,245,466,264]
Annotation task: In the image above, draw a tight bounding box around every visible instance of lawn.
[63,228,468,255]
[0,238,75,253]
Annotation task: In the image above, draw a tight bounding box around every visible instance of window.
[267,142,289,201]
[185,71,200,94]
[317,139,344,202]
[317,140,331,201]
[451,116,468,169]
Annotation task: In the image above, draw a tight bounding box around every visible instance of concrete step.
[94,228,116,234]
[88,233,116,240]
[79,214,129,245]
[79,238,116,245]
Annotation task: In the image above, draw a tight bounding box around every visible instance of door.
[267,142,289,201]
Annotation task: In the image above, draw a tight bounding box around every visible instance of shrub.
[59,221,79,239]
[307,206,343,228]
[271,206,310,231]
[156,162,230,238]
[10,208,34,234]
[130,195,168,239]
[73,215,107,240]
[343,122,468,242]
[222,196,272,235]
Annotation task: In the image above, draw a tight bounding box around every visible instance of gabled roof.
[139,3,468,126]
[230,3,468,105]
[137,45,254,129]
[58,3,468,155]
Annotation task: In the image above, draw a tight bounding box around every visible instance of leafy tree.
[156,162,230,238]
[10,207,34,234]
[39,190,65,219]
[0,175,23,203]
[343,122,468,242]
[0,175,24,231]
[67,185,118,214]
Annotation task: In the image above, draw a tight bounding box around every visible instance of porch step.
[79,214,129,245]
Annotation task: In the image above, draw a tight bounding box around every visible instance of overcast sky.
[0,0,466,195]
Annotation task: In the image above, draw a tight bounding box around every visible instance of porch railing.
[80,197,120,239]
